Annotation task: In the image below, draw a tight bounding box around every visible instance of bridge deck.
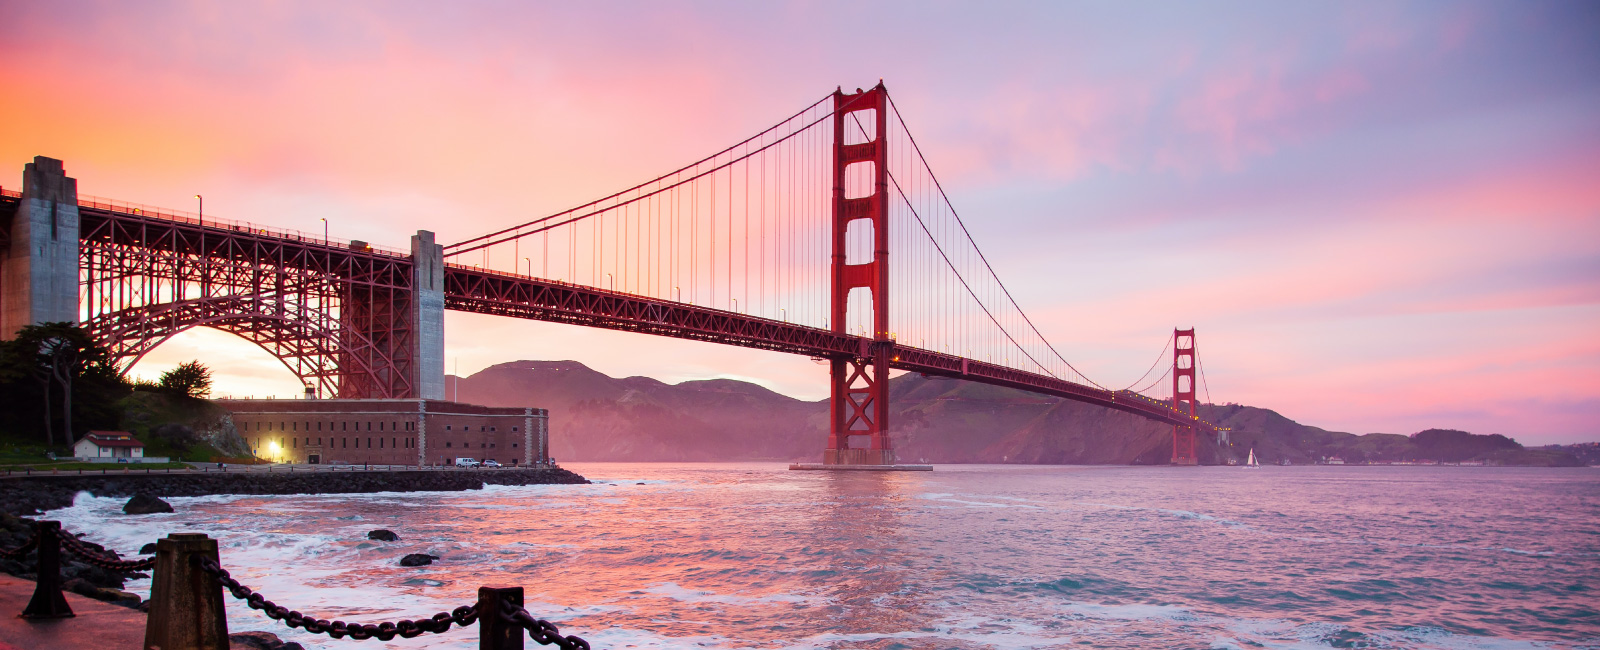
[444,265,1215,432]
[0,191,1216,433]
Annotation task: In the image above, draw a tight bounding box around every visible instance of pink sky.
[3,2,1597,443]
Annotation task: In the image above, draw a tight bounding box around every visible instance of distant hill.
[452,361,1585,466]
[1535,442,1600,466]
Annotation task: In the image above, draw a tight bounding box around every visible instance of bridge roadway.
[445,265,1214,432]
[0,191,1214,434]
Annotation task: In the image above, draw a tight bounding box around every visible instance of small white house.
[73,431,146,459]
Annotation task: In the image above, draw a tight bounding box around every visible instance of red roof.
[82,431,145,448]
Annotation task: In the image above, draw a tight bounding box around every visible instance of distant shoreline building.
[218,398,548,466]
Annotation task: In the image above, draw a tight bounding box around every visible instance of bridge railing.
[3,520,591,649]
[1,186,411,259]
[77,192,413,258]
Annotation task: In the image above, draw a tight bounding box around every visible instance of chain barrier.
[57,533,156,571]
[0,531,39,560]
[9,523,595,647]
[198,557,479,641]
[501,600,592,650]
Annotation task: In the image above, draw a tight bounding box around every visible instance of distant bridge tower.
[1171,328,1198,465]
[824,83,895,466]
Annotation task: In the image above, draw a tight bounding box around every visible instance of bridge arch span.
[85,294,382,398]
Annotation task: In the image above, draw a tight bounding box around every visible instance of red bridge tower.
[824,84,894,466]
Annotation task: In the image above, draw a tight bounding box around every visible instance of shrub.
[159,361,212,398]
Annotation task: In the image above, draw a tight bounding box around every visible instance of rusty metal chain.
[0,531,39,560]
[500,600,592,650]
[198,557,479,641]
[58,534,156,571]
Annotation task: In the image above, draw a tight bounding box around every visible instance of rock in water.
[399,553,439,567]
[123,493,173,515]
[140,542,157,554]
[367,529,399,541]
[230,631,305,650]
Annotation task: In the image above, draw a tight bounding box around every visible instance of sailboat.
[1244,447,1261,469]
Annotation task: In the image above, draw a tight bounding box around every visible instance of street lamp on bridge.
[194,194,202,227]
[321,218,328,245]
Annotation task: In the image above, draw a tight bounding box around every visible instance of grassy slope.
[0,390,254,467]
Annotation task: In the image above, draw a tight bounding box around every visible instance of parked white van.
[453,458,480,468]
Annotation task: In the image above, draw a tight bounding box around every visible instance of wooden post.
[21,521,72,619]
[477,586,524,650]
[144,533,229,650]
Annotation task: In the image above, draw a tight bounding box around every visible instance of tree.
[42,335,81,445]
[0,323,119,446]
[160,361,212,398]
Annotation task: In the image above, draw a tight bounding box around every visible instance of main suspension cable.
[1120,331,1174,392]
[882,92,1109,390]
[446,92,836,254]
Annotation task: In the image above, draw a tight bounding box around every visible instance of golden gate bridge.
[0,82,1219,465]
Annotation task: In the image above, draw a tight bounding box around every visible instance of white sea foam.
[917,492,1044,509]
[640,582,816,606]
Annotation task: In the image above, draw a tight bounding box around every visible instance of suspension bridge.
[0,82,1220,465]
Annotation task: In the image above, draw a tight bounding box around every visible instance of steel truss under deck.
[75,203,419,398]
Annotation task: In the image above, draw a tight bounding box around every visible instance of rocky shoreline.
[0,466,590,516]
[0,466,589,618]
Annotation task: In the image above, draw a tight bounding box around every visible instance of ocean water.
[45,464,1600,649]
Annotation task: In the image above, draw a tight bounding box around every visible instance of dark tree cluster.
[0,322,210,449]
[0,322,125,448]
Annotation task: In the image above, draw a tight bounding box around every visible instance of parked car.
[481,460,501,468]
[453,458,481,468]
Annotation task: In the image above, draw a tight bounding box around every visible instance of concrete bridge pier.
[336,229,446,399]
[410,229,445,400]
[1,156,79,339]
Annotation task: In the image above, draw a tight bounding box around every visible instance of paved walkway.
[0,573,145,649]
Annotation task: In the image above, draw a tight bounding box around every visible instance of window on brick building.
[446,442,452,448]
[512,443,518,448]
[512,427,518,432]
